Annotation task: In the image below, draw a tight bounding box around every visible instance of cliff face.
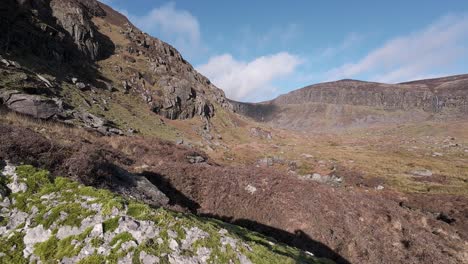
[114,20,229,120]
[274,78,468,112]
[232,76,468,131]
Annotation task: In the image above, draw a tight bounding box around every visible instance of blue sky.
[99,0,468,102]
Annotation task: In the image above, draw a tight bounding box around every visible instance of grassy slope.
[0,165,331,264]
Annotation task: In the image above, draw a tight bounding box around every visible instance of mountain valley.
[0,1,467,263]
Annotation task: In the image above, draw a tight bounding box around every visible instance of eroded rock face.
[116,22,229,120]
[273,79,468,112]
[0,90,63,119]
[1,0,113,64]
[232,76,468,130]
[49,0,113,61]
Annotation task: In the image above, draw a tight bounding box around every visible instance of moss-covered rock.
[0,164,333,263]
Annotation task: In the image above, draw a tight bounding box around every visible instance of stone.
[76,82,88,90]
[250,127,272,140]
[122,80,131,92]
[127,128,137,134]
[245,184,257,195]
[0,91,63,119]
[302,173,343,186]
[237,253,253,264]
[187,155,205,164]
[75,111,106,128]
[196,247,211,263]
[90,223,104,237]
[36,74,52,87]
[1,59,10,67]
[71,77,78,84]
[169,239,179,251]
[258,157,274,167]
[23,225,52,257]
[139,251,159,264]
[115,217,160,244]
[411,169,433,177]
[108,128,124,135]
[181,227,209,250]
[120,241,138,251]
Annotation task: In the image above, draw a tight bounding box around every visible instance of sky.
[99,0,468,102]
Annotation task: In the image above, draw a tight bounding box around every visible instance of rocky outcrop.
[115,22,229,120]
[0,90,63,119]
[49,0,114,61]
[0,0,113,65]
[0,163,324,263]
[1,0,231,128]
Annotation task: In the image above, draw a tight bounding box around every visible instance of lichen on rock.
[0,163,332,264]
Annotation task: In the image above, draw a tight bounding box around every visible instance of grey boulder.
[0,90,63,119]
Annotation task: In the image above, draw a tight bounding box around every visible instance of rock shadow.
[201,215,351,264]
[141,171,201,213]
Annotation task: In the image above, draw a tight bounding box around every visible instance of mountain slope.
[231,75,468,131]
[0,0,232,138]
[0,163,326,264]
[1,1,467,264]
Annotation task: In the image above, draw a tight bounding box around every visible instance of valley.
[0,0,467,263]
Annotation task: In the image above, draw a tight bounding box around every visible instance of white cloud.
[128,2,202,57]
[197,53,303,101]
[321,32,362,57]
[326,14,468,83]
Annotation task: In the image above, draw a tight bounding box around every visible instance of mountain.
[0,0,231,137]
[1,1,467,264]
[231,75,468,131]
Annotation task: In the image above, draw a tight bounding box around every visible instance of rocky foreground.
[0,163,331,264]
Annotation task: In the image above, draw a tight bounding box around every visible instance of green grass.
[0,165,331,264]
[103,217,120,233]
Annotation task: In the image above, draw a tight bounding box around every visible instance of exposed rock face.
[273,78,468,111]
[1,0,229,124]
[49,0,114,61]
[114,21,229,120]
[0,0,113,64]
[152,77,215,120]
[0,90,63,119]
[232,76,468,131]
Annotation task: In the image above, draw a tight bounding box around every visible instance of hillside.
[231,76,468,131]
[0,163,325,264]
[0,0,231,139]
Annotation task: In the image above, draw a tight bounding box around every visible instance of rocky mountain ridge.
[231,75,468,131]
[0,0,231,137]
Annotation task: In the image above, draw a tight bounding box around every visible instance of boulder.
[186,155,206,164]
[76,82,88,90]
[0,90,63,119]
[74,111,107,128]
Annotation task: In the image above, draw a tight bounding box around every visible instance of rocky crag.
[0,0,231,136]
[231,76,468,131]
